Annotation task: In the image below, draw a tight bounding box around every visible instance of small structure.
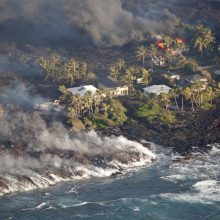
[107,85,129,96]
[143,85,171,96]
[214,70,220,75]
[136,78,144,84]
[176,74,208,90]
[152,56,165,66]
[67,85,98,97]
[214,70,220,81]
[34,101,64,112]
[184,74,208,84]
[168,72,180,80]
[98,77,128,97]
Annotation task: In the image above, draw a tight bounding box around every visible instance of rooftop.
[143,85,171,95]
[67,85,98,97]
[184,74,208,83]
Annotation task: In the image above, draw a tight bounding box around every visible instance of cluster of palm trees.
[109,59,151,91]
[59,86,127,126]
[135,35,187,70]
[38,54,93,85]
[158,82,220,112]
[184,24,215,57]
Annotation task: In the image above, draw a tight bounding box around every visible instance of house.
[143,85,171,96]
[214,70,220,76]
[34,101,64,112]
[214,70,220,80]
[107,85,129,96]
[168,71,180,80]
[98,77,128,97]
[67,85,98,97]
[184,74,208,89]
[177,74,208,90]
[184,74,208,84]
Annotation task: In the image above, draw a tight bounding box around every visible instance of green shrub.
[135,102,176,124]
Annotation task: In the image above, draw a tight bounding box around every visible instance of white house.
[143,85,171,96]
[67,85,98,97]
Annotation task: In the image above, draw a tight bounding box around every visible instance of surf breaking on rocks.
[0,112,156,196]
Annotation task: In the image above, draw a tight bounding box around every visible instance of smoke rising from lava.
[0,0,179,46]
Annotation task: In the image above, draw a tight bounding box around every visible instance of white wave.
[160,174,186,182]
[161,180,220,204]
[35,202,48,209]
[22,202,50,211]
[193,180,220,192]
[133,207,140,212]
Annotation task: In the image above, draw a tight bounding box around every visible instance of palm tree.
[109,66,119,80]
[101,103,110,117]
[93,94,101,113]
[192,25,215,57]
[116,58,126,71]
[206,86,214,105]
[59,85,68,103]
[161,35,174,49]
[80,63,88,78]
[86,71,96,84]
[38,54,62,81]
[194,37,204,56]
[136,45,147,67]
[160,93,171,112]
[148,44,158,70]
[140,68,151,86]
[120,69,136,92]
[183,87,195,111]
[69,94,82,117]
[170,88,179,111]
[84,91,94,116]
[66,59,80,85]
[179,88,185,111]
[174,38,186,54]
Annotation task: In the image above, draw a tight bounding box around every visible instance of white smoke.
[0,110,156,195]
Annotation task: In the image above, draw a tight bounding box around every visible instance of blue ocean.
[0,145,220,220]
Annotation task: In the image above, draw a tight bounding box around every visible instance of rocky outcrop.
[99,102,220,154]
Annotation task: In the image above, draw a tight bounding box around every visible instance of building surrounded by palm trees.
[176,74,208,90]
[143,85,171,96]
[67,85,98,97]
[98,77,129,97]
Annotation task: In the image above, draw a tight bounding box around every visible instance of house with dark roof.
[177,74,208,89]
[98,77,128,97]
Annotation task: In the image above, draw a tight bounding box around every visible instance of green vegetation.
[45,22,220,128]
[59,86,127,129]
[108,59,151,91]
[184,24,215,56]
[135,102,176,124]
[38,54,95,85]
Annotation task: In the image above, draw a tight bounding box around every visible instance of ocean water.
[0,144,220,220]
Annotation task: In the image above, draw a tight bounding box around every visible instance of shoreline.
[0,133,156,197]
[98,102,220,155]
